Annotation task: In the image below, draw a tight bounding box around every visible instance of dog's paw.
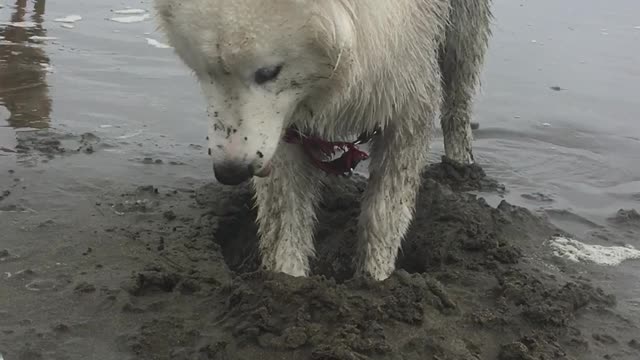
[264,255,310,278]
[354,268,392,282]
[362,268,393,282]
[355,255,395,281]
[355,229,401,281]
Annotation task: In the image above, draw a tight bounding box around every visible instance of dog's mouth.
[250,127,378,179]
[254,161,272,178]
[283,127,377,177]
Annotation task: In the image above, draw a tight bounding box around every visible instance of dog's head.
[154,0,356,185]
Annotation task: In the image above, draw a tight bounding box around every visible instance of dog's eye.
[254,65,283,85]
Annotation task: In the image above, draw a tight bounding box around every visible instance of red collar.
[283,126,380,176]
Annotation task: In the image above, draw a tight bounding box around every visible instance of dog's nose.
[213,161,254,185]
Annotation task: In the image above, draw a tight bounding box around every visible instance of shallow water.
[1,0,640,354]
[474,0,640,220]
[2,0,638,210]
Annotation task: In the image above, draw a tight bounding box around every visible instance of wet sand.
[1,137,637,359]
[2,0,640,359]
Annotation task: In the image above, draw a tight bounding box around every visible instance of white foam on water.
[40,63,53,72]
[109,14,151,23]
[1,105,10,121]
[116,130,143,139]
[0,21,37,28]
[146,37,171,49]
[548,236,640,266]
[61,23,75,29]
[29,36,58,41]
[54,15,82,23]
[114,9,147,15]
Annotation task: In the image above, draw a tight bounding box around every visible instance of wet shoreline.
[2,0,640,358]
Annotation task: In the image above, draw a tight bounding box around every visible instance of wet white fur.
[154,0,493,280]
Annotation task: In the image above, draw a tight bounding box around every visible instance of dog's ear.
[307,0,357,69]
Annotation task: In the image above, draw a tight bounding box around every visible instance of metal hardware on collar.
[353,127,380,145]
[283,126,380,176]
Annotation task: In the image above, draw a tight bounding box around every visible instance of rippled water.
[2,0,638,210]
[473,0,640,222]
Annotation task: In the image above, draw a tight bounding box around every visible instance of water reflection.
[0,0,52,129]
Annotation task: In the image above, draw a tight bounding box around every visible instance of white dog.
[154,0,493,280]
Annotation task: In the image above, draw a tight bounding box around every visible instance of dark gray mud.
[2,134,635,360]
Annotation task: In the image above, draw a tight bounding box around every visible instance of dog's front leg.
[252,143,324,277]
[355,121,430,281]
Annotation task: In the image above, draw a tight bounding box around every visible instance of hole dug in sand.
[117,162,617,360]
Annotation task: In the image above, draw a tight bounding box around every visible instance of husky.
[153,0,493,280]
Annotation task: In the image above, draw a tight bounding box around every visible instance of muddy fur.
[154,0,494,280]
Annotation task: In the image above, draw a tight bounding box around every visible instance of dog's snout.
[213,161,254,185]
